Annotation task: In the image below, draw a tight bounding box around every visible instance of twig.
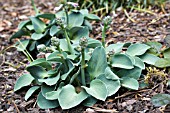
[0,54,5,66]
[12,100,20,113]
[33,100,37,108]
[112,89,151,101]
[123,9,136,23]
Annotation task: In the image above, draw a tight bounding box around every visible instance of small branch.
[12,100,20,113]
[124,9,136,23]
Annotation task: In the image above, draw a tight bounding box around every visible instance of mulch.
[0,0,170,112]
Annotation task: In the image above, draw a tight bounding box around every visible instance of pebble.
[7,106,14,112]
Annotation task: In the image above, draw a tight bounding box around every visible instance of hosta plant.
[14,34,165,109]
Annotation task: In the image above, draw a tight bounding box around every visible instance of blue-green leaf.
[30,17,46,33]
[117,66,142,80]
[25,86,40,101]
[37,92,59,109]
[139,53,160,65]
[97,74,120,96]
[14,74,34,92]
[126,44,150,56]
[31,32,44,40]
[41,84,56,98]
[111,54,134,69]
[58,84,88,109]
[87,47,107,78]
[18,20,30,29]
[27,58,52,70]
[46,82,64,100]
[84,14,100,21]
[154,58,170,68]
[38,73,60,86]
[105,67,119,80]
[68,12,84,28]
[163,48,170,58]
[82,79,107,101]
[27,65,50,79]
[50,25,60,36]
[134,57,145,69]
[106,43,124,54]
[36,13,56,20]
[121,77,139,90]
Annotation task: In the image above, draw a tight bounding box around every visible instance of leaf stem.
[102,25,106,48]
[31,0,39,15]
[57,45,68,72]
[81,48,86,86]
[63,29,74,54]
[64,6,69,26]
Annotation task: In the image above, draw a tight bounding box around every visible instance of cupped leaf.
[31,32,44,40]
[27,65,49,79]
[68,12,84,28]
[41,84,56,98]
[151,94,170,107]
[61,60,75,80]
[126,44,150,56]
[79,9,89,15]
[36,13,56,20]
[82,79,107,101]
[10,29,30,41]
[25,86,40,101]
[84,14,100,21]
[106,43,124,53]
[154,58,170,68]
[46,82,64,100]
[134,57,145,69]
[69,26,84,38]
[97,74,120,96]
[71,27,89,42]
[82,96,98,107]
[146,41,162,54]
[60,39,69,52]
[26,25,34,30]
[30,17,46,33]
[37,92,59,109]
[87,47,107,78]
[46,51,63,63]
[139,53,160,65]
[111,54,134,69]
[15,40,30,51]
[87,38,102,48]
[29,40,37,51]
[163,48,170,58]
[105,67,119,80]
[117,66,142,80]
[58,84,88,109]
[18,20,30,29]
[38,73,60,86]
[14,74,34,92]
[27,58,52,70]
[84,20,92,30]
[121,77,139,90]
[50,25,60,36]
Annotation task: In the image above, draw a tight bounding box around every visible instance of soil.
[0,0,170,113]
